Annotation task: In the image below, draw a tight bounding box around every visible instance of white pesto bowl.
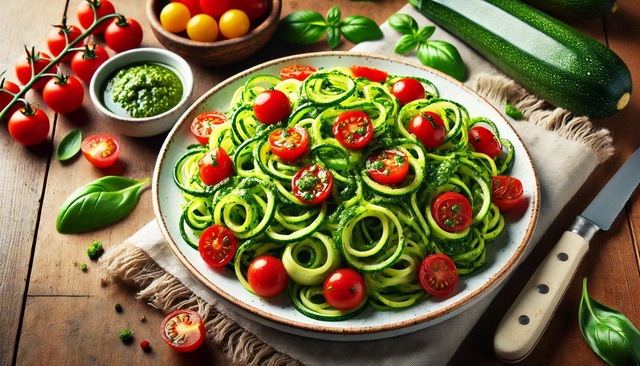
[89,48,194,137]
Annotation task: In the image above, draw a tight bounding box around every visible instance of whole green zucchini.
[409,0,631,118]
[521,0,617,18]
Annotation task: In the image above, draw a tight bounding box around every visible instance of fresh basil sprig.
[579,278,640,365]
[388,13,466,81]
[56,176,149,234]
[56,129,82,161]
[278,6,383,49]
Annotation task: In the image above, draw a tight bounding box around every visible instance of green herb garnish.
[87,241,104,260]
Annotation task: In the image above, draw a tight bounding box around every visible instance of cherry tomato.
[104,18,143,53]
[268,127,309,161]
[186,14,219,42]
[198,148,233,186]
[160,309,205,353]
[333,111,373,150]
[0,81,23,120]
[71,43,109,84]
[366,149,409,185]
[391,78,425,106]
[253,90,291,124]
[8,108,50,146]
[236,0,268,21]
[43,76,84,114]
[280,65,316,81]
[350,66,388,83]
[292,165,333,205]
[77,0,116,34]
[47,25,84,62]
[323,268,366,310]
[200,0,230,17]
[469,126,501,158]
[219,9,250,39]
[409,111,446,149]
[431,192,472,232]
[191,111,227,145]
[160,2,191,33]
[198,225,237,267]
[418,253,458,297]
[175,0,201,16]
[492,176,524,211]
[81,133,121,168]
[247,256,288,297]
[15,52,58,90]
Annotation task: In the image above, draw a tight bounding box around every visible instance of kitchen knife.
[494,147,640,363]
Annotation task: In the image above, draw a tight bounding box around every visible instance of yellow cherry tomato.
[187,14,219,42]
[219,9,250,39]
[160,2,191,33]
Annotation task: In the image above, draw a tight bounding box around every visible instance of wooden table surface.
[1,0,638,365]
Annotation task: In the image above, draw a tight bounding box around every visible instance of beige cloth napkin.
[103,4,614,365]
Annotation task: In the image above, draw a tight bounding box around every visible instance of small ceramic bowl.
[146,0,281,66]
[89,47,194,138]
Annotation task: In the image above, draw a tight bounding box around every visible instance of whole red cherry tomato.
[0,81,23,120]
[236,0,268,21]
[198,148,233,186]
[332,110,373,150]
[366,149,410,185]
[418,253,458,297]
[468,126,501,158]
[491,176,524,211]
[15,51,58,90]
[8,107,50,146]
[391,78,425,106]
[81,133,121,168]
[71,43,110,84]
[409,111,446,149]
[104,18,143,53]
[268,127,309,161]
[175,0,201,15]
[43,76,84,114]
[247,256,288,297]
[160,309,205,353]
[323,268,366,310]
[47,25,84,62]
[200,0,230,17]
[198,225,237,267]
[291,165,333,205]
[431,192,473,232]
[350,66,388,83]
[77,0,116,34]
[253,90,291,124]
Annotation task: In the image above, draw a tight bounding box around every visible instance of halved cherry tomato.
[43,76,84,114]
[191,111,227,145]
[253,90,291,124]
[323,268,366,310]
[247,256,288,297]
[71,43,109,84]
[15,51,58,90]
[492,176,524,211]
[418,253,458,297]
[469,126,501,158]
[104,18,143,53]
[280,65,317,81]
[77,0,116,34]
[8,107,50,146]
[81,133,121,168]
[198,148,233,186]
[333,110,373,150]
[391,78,425,106]
[268,127,309,161]
[431,192,472,232]
[198,225,237,267]
[200,0,230,17]
[350,66,388,83]
[292,165,333,205]
[47,25,84,62]
[366,149,409,185]
[160,309,205,353]
[409,111,446,149]
[0,81,23,119]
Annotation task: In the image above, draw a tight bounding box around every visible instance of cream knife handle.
[494,231,590,363]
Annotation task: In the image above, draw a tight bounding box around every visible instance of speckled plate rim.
[152,51,540,338]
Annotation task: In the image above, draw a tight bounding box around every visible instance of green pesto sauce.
[103,63,183,118]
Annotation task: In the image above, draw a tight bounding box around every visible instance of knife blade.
[494,147,640,363]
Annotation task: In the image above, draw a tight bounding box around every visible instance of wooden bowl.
[146,0,282,66]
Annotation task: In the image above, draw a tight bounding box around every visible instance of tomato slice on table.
[81,134,121,168]
[350,66,388,83]
[198,225,237,267]
[160,309,206,353]
[198,147,233,186]
[431,192,472,232]
[323,268,366,310]
[191,111,227,145]
[492,176,524,211]
[366,149,410,185]
[247,256,288,297]
[418,253,458,297]
[268,127,309,161]
[292,165,333,204]
[469,126,501,158]
[333,110,374,150]
[253,90,291,124]
[409,111,446,149]
[280,65,317,81]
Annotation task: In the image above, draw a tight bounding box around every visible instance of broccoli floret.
[119,329,133,344]
[87,241,104,260]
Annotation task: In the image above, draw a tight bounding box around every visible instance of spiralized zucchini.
[174,67,516,321]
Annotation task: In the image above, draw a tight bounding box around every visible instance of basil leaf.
[417,41,466,81]
[277,10,327,45]
[57,129,82,161]
[327,6,341,27]
[415,25,436,43]
[579,278,640,366]
[388,14,418,35]
[340,15,383,44]
[394,34,418,55]
[56,176,150,234]
[505,102,524,120]
[327,27,341,49]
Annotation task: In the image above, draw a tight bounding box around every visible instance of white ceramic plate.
[153,52,540,341]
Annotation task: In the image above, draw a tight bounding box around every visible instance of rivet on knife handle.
[493,231,589,363]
